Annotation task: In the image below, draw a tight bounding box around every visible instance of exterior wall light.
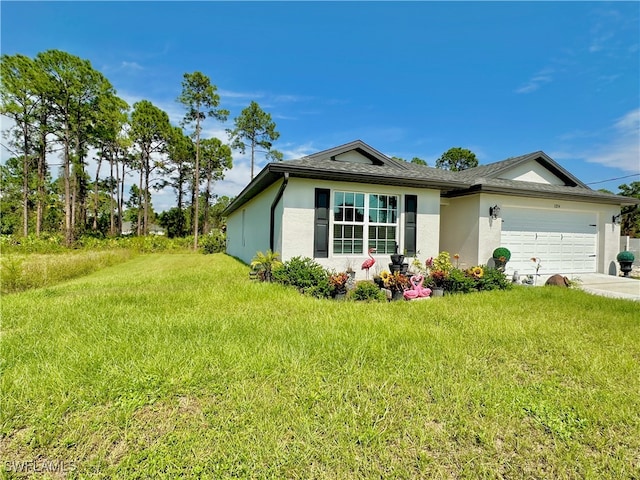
[612,213,622,225]
[489,205,501,220]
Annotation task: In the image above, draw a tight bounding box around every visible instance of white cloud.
[582,109,640,173]
[121,61,143,71]
[515,68,554,94]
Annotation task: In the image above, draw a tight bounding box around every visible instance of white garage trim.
[501,207,597,275]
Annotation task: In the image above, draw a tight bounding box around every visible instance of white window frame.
[332,191,399,255]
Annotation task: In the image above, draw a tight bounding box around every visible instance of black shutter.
[314,188,330,258]
[404,195,417,256]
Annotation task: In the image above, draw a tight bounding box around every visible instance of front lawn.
[1,254,638,478]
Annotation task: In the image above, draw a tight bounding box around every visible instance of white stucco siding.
[439,196,482,269]
[225,182,281,265]
[279,178,440,278]
[499,160,566,185]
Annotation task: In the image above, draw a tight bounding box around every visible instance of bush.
[272,256,331,298]
[350,281,387,302]
[445,268,477,294]
[477,267,512,291]
[201,230,226,254]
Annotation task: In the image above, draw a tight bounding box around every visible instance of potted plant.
[428,269,448,296]
[328,271,349,299]
[616,251,635,277]
[381,271,410,300]
[492,247,511,272]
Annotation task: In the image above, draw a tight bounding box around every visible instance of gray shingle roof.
[224,140,637,216]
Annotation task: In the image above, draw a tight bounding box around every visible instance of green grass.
[0,250,135,294]
[1,254,639,478]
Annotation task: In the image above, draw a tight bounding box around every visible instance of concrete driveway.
[537,273,640,301]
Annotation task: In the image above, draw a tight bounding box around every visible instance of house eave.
[443,183,638,205]
[223,162,469,216]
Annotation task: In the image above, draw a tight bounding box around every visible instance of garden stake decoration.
[530,257,542,285]
[361,247,376,279]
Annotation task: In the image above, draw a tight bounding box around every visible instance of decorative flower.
[468,266,484,279]
[380,271,391,282]
[425,257,434,268]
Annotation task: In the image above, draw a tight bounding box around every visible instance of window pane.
[345,192,354,206]
[345,225,353,238]
[334,207,343,221]
[355,225,363,238]
[334,192,343,206]
[345,208,353,222]
[356,208,365,222]
[356,194,364,208]
[354,240,363,254]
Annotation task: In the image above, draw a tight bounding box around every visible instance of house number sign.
[554,204,561,208]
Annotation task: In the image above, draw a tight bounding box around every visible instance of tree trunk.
[118,160,125,235]
[63,122,73,246]
[193,116,201,249]
[22,121,29,237]
[137,158,144,236]
[143,154,150,236]
[36,115,48,236]
[109,152,115,236]
[93,154,103,231]
[203,170,212,235]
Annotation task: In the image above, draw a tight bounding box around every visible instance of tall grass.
[0,250,135,294]
[1,254,639,478]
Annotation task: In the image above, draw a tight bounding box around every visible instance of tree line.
[0,50,280,246]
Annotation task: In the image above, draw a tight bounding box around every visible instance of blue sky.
[2,1,639,211]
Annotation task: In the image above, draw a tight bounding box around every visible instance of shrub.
[271,256,330,298]
[616,251,635,263]
[350,281,387,302]
[201,230,226,254]
[492,247,511,262]
[432,251,453,273]
[477,267,512,291]
[445,268,476,294]
[250,250,282,282]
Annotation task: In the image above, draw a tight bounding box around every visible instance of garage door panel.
[501,208,597,274]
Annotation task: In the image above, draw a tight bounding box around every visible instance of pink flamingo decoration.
[361,247,376,279]
[403,274,432,300]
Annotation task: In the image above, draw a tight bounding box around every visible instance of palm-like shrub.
[250,250,282,282]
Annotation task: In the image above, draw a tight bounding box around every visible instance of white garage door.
[501,208,597,275]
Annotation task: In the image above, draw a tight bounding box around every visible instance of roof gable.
[304,140,407,168]
[458,151,588,188]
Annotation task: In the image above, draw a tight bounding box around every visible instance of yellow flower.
[380,271,390,281]
[470,266,484,278]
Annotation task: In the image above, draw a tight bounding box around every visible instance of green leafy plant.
[200,230,226,254]
[349,281,387,302]
[271,256,330,297]
[250,249,282,282]
[432,251,453,273]
[444,268,476,294]
[476,267,512,291]
[492,247,511,262]
[616,251,635,263]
